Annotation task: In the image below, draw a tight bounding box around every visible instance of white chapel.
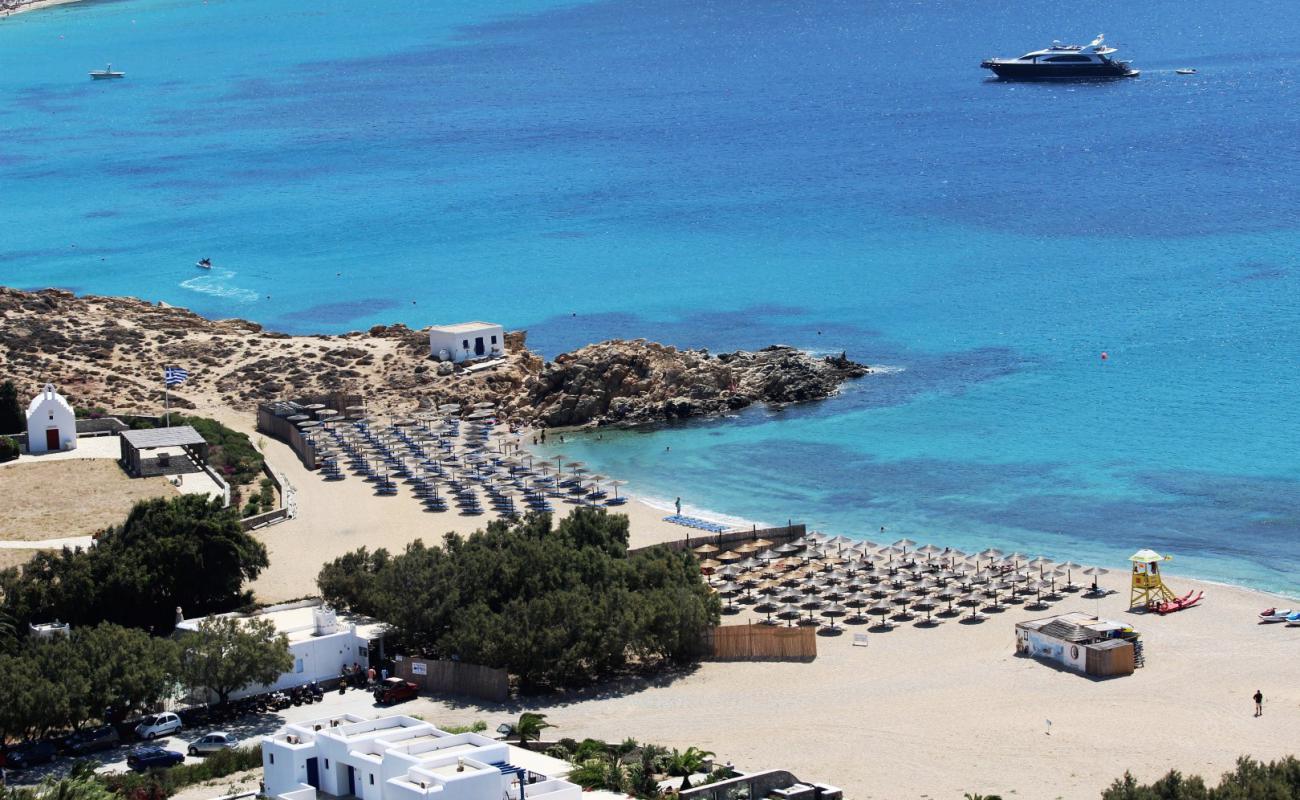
[26,383,77,454]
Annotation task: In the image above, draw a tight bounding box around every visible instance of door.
[45,428,59,450]
[474,336,485,356]
[306,758,320,789]
[346,765,356,796]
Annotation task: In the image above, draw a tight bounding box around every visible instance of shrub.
[438,720,488,735]
[100,745,263,798]
[171,415,264,487]
[0,436,19,463]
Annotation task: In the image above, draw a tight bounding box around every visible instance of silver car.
[187,732,237,756]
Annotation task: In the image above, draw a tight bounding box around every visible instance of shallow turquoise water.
[3,0,1298,592]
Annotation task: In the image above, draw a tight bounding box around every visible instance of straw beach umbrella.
[1056,561,1084,589]
[775,603,802,627]
[820,603,848,630]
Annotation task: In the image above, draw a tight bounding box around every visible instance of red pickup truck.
[373,677,419,705]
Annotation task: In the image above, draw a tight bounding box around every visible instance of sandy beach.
[194,405,1300,799]
[202,408,691,601]
[357,568,1299,800]
[0,0,84,20]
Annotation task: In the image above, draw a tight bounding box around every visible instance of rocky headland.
[0,287,868,426]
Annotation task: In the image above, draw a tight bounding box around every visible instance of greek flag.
[164,366,190,387]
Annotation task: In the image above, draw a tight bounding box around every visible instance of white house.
[26,383,77,454]
[176,601,386,701]
[427,323,505,364]
[262,714,579,800]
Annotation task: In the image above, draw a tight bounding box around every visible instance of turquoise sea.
[3,0,1298,592]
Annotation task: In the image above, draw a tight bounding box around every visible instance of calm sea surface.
[3,0,1298,591]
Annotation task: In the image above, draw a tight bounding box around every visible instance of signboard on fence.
[411,662,427,676]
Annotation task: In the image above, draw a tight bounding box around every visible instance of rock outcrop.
[517,340,869,427]
[0,287,867,427]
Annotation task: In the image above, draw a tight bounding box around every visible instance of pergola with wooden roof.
[119,426,209,477]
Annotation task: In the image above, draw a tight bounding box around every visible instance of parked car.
[5,740,58,770]
[62,725,121,755]
[134,712,182,741]
[187,732,237,756]
[126,746,185,771]
[372,677,419,705]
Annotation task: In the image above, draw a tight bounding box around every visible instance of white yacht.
[981,36,1138,81]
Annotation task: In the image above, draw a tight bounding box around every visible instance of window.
[324,759,330,770]
[370,775,375,786]
[491,335,498,344]
[295,657,304,673]
[462,339,469,349]
[270,754,275,764]
[1045,55,1091,62]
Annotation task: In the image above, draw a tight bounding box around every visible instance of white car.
[134,712,182,740]
[188,732,237,756]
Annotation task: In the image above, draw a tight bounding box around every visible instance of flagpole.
[165,380,170,428]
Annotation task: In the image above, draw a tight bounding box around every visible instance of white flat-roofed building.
[428,322,505,364]
[26,383,77,454]
[177,601,386,701]
[262,713,579,800]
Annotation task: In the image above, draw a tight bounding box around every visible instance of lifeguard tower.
[1129,549,1177,609]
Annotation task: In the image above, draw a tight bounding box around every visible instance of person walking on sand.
[1254,689,1263,716]
[675,496,682,515]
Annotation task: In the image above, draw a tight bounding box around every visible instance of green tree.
[178,616,292,705]
[665,747,715,790]
[0,608,16,654]
[0,624,180,738]
[0,495,268,632]
[0,380,23,435]
[508,712,554,751]
[73,624,179,726]
[317,508,719,690]
[1099,756,1300,799]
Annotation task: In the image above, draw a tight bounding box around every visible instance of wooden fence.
[703,623,816,661]
[393,656,510,703]
[631,523,806,555]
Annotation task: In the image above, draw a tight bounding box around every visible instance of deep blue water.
[3,0,1298,592]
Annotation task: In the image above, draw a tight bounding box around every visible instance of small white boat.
[90,63,125,80]
[1258,607,1294,623]
[1175,68,1197,75]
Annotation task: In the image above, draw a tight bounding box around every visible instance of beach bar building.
[1015,611,1138,678]
[428,322,505,363]
[25,383,77,454]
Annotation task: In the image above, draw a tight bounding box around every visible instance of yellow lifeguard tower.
[1129,549,1177,609]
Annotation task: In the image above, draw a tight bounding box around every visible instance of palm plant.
[510,712,554,751]
[665,746,715,790]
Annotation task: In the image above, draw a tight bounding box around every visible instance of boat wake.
[179,269,259,303]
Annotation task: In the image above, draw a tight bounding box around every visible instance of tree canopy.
[0,380,23,435]
[1102,756,1300,799]
[0,624,178,741]
[318,508,719,690]
[0,495,268,632]
[177,615,293,705]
